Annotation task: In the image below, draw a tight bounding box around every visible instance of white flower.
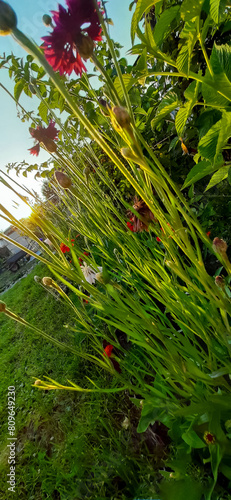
[81,263,102,285]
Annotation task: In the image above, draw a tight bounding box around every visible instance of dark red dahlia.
[28,121,59,156]
[41,0,102,76]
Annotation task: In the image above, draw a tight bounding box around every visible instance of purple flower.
[41,0,102,76]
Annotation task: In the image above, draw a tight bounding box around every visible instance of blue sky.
[0,0,134,230]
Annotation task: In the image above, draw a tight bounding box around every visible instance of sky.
[0,0,134,231]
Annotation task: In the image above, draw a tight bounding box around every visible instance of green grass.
[0,263,160,500]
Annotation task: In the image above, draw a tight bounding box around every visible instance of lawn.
[0,263,161,500]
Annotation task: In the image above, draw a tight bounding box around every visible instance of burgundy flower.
[127,196,157,233]
[41,0,102,76]
[28,121,59,156]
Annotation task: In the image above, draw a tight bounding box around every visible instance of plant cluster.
[1,0,231,498]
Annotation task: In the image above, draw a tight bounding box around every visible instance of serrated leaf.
[154,6,180,47]
[182,160,218,189]
[38,101,48,124]
[177,25,197,75]
[210,0,227,23]
[151,100,178,129]
[198,111,231,164]
[205,164,230,191]
[175,81,200,135]
[114,74,136,100]
[14,79,25,102]
[131,0,162,44]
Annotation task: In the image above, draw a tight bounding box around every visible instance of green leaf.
[175,81,200,135]
[210,0,227,23]
[131,0,162,44]
[198,111,231,164]
[182,160,218,189]
[38,101,48,124]
[114,74,136,101]
[154,6,180,47]
[151,93,179,129]
[180,0,204,22]
[182,430,205,448]
[176,25,197,75]
[14,79,25,102]
[205,164,230,191]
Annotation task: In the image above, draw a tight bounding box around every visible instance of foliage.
[1,0,231,498]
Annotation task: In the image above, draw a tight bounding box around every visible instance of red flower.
[103,344,113,357]
[206,231,211,237]
[156,236,161,242]
[41,0,102,76]
[78,251,89,263]
[28,121,59,156]
[71,239,75,242]
[60,242,70,253]
[127,219,134,232]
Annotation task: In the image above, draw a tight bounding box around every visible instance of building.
[0,226,39,256]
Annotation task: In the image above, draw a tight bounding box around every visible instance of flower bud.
[0,1,17,35]
[112,106,131,129]
[215,275,225,289]
[76,34,94,59]
[212,237,228,256]
[34,275,42,283]
[34,379,41,386]
[55,171,72,189]
[0,300,6,312]
[42,138,57,154]
[42,14,52,27]
[83,166,91,177]
[28,84,36,95]
[42,277,53,287]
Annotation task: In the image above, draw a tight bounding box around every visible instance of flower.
[41,0,102,76]
[78,251,89,264]
[80,263,102,284]
[29,121,59,156]
[204,431,216,445]
[103,344,113,357]
[180,137,189,155]
[60,242,70,253]
[55,170,72,189]
[156,236,161,242]
[206,231,211,237]
[127,196,157,232]
[127,219,134,232]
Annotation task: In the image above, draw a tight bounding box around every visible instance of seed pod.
[76,34,94,59]
[28,84,36,94]
[215,276,225,289]
[212,237,228,256]
[42,138,57,154]
[42,14,52,27]
[0,1,17,35]
[42,277,53,287]
[34,379,41,386]
[0,301,6,312]
[112,106,131,129]
[55,171,72,189]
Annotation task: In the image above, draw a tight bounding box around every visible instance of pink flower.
[41,0,102,76]
[28,121,59,156]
